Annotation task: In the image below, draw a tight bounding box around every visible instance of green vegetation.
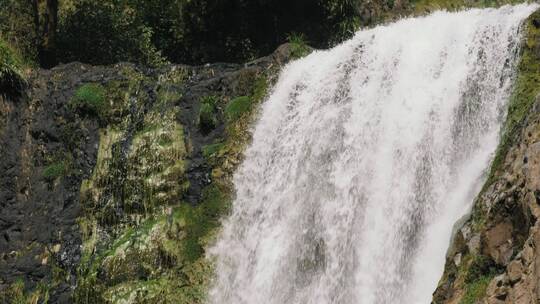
[464,255,497,284]
[199,96,220,133]
[3,0,534,67]
[70,83,107,116]
[182,185,231,261]
[75,185,230,303]
[287,33,312,59]
[0,0,405,67]
[73,68,225,303]
[434,251,501,303]
[225,96,252,122]
[43,161,68,179]
[460,275,493,304]
[0,38,24,94]
[0,279,50,304]
[203,142,225,159]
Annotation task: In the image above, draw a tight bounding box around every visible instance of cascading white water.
[209,4,538,304]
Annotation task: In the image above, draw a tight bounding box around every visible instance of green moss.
[287,32,312,59]
[198,96,219,133]
[0,38,25,94]
[485,10,540,186]
[43,161,68,179]
[225,96,252,122]
[202,143,225,158]
[182,185,231,262]
[460,275,493,304]
[71,83,107,117]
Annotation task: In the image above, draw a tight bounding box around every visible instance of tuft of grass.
[43,161,68,179]
[460,275,493,304]
[198,95,219,133]
[225,96,252,122]
[0,38,25,95]
[287,32,312,59]
[71,83,107,117]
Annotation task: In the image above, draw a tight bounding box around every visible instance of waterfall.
[209,4,538,304]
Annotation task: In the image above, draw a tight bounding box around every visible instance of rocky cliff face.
[433,9,540,304]
[0,44,296,303]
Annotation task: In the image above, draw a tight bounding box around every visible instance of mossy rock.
[71,83,107,117]
[74,63,271,303]
[76,185,229,304]
[43,161,68,180]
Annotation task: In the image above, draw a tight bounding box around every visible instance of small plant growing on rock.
[43,161,67,180]
[198,95,219,134]
[461,275,493,304]
[225,96,252,122]
[71,83,106,117]
[287,32,311,59]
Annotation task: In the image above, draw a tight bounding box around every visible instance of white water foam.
[209,4,538,304]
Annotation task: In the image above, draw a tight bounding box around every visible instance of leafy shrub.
[0,0,408,66]
[71,83,106,116]
[57,0,168,67]
[0,0,38,64]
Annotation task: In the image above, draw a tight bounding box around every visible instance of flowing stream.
[209,4,538,304]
